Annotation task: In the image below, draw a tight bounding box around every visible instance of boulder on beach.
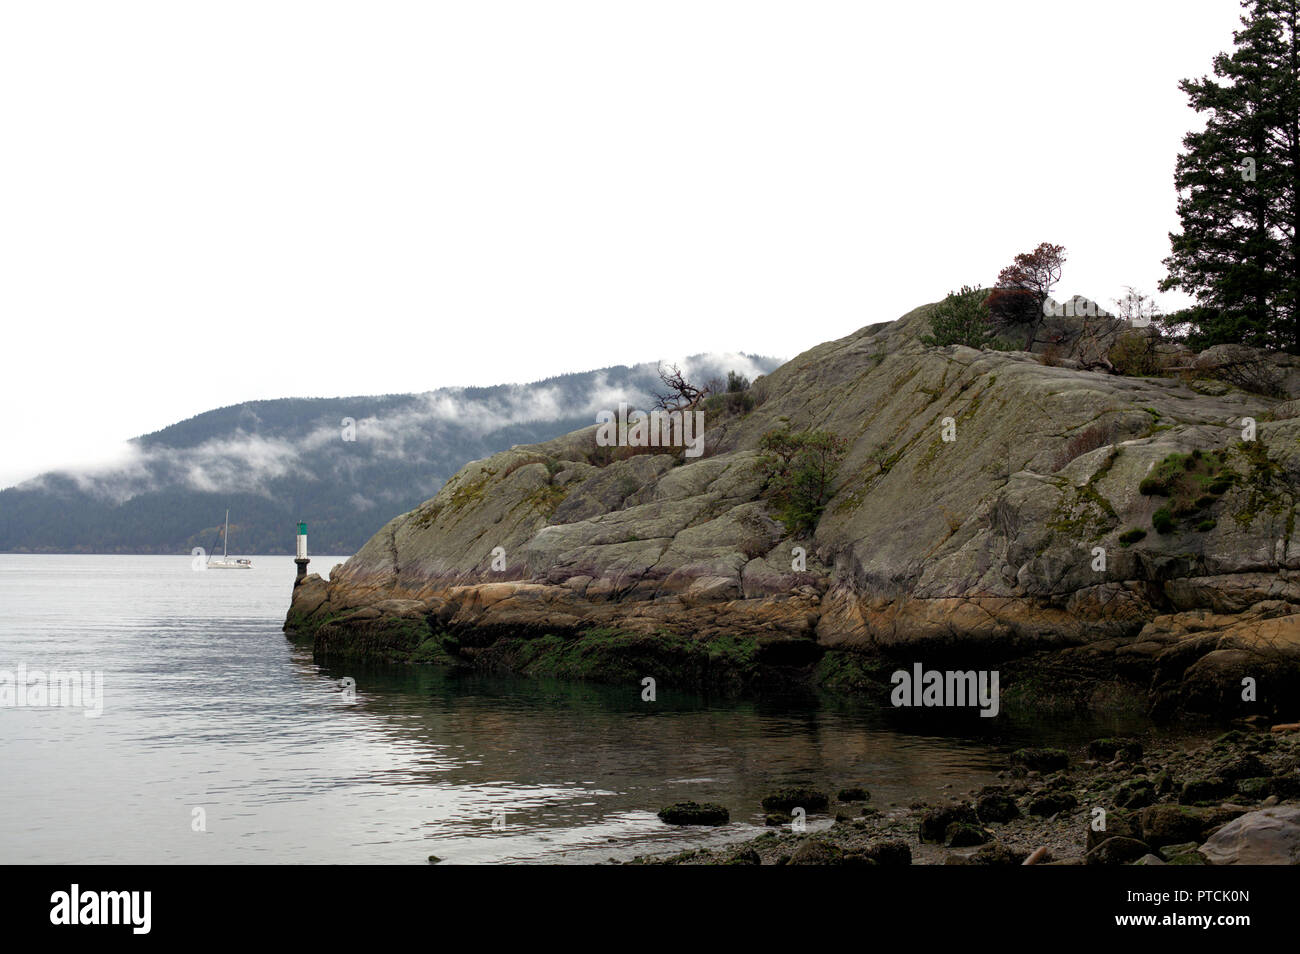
[1199,805,1300,864]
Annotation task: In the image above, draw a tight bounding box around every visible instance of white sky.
[0,0,1244,488]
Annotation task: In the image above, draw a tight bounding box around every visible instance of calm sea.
[0,554,1155,864]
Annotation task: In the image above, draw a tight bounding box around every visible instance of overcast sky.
[0,0,1245,488]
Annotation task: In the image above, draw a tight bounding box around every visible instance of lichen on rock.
[285,302,1300,715]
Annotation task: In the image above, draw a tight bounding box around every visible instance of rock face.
[286,304,1300,713]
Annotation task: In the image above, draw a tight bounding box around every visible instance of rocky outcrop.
[286,303,1300,714]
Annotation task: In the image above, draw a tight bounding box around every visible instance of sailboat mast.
[223,509,230,559]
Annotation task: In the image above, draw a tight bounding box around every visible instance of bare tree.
[1112,286,1163,329]
[652,363,711,411]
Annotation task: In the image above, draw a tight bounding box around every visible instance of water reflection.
[295,656,1156,863]
[0,555,1169,865]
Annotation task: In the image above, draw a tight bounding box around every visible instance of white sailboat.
[208,509,253,569]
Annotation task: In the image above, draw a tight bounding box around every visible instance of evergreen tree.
[921,286,996,348]
[1160,0,1300,352]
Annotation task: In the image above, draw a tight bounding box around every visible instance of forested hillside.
[0,355,777,554]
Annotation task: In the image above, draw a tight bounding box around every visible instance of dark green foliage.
[758,427,848,534]
[921,285,996,348]
[1159,0,1300,352]
[1140,450,1231,535]
[704,369,757,416]
[1152,507,1175,534]
[1118,528,1148,546]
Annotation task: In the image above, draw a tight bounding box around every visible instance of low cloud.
[10,353,782,502]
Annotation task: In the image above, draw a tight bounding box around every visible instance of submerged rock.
[1012,748,1070,772]
[656,801,730,826]
[760,788,829,813]
[1088,738,1144,763]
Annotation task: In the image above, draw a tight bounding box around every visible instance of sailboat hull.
[205,509,253,568]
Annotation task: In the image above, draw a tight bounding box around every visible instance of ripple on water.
[0,555,1169,863]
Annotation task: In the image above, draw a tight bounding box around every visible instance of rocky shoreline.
[286,303,1300,719]
[626,726,1300,865]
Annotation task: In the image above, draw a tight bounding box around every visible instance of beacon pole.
[294,521,310,585]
